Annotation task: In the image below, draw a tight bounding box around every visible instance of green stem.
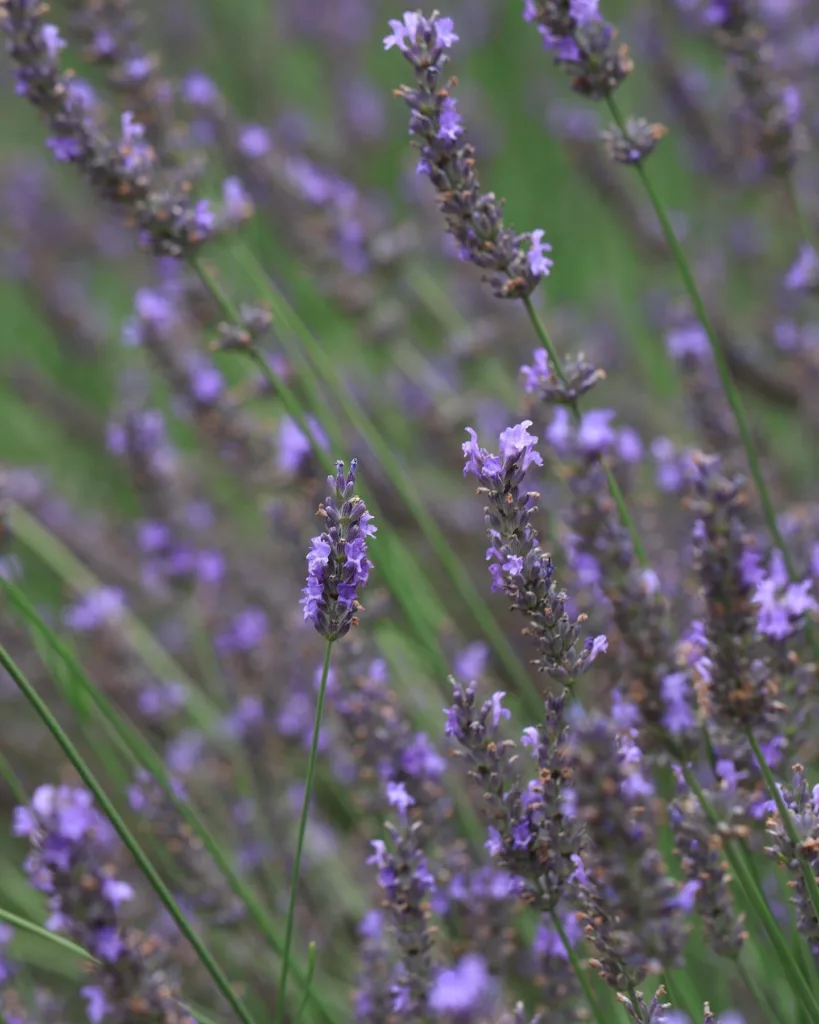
[276,640,334,1024]
[680,760,819,1017]
[605,98,814,644]
[0,907,89,962]
[549,908,607,1024]
[736,952,787,1024]
[0,643,257,1024]
[227,244,540,708]
[295,942,318,1024]
[746,728,819,927]
[521,295,649,568]
[3,574,344,1024]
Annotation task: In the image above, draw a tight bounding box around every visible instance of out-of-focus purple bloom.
[276,415,330,474]
[63,587,125,632]
[429,954,491,1014]
[666,323,710,360]
[785,245,819,292]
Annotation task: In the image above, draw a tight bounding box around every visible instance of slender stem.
[0,907,90,962]
[680,759,819,1017]
[521,295,649,568]
[549,908,607,1024]
[783,174,815,250]
[605,98,814,641]
[746,728,819,926]
[235,245,539,701]
[736,952,787,1024]
[276,640,334,1024]
[295,942,318,1024]
[195,250,541,714]
[0,643,257,1024]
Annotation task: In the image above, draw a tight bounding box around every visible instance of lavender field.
[1,1,819,1022]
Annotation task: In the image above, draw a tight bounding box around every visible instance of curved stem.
[276,640,334,1024]
[521,295,649,568]
[605,96,818,654]
[0,643,257,1024]
[680,759,819,1018]
[549,908,607,1024]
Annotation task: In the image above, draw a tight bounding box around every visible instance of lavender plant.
[3,1,819,1024]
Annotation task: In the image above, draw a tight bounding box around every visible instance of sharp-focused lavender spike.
[367,809,436,1022]
[463,420,606,679]
[764,764,819,964]
[0,0,244,255]
[386,11,551,300]
[670,786,746,959]
[688,453,782,732]
[680,0,806,176]
[570,716,692,989]
[446,683,582,910]
[13,784,194,1024]
[301,460,375,641]
[522,0,633,98]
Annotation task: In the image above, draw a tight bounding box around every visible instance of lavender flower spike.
[386,11,550,299]
[301,459,376,641]
[13,785,193,1024]
[463,421,606,680]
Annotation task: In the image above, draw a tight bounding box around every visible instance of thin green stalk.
[736,952,788,1024]
[295,942,318,1024]
[0,749,29,806]
[0,578,344,1024]
[276,640,334,1024]
[227,243,540,707]
[783,174,815,251]
[680,760,819,1018]
[604,96,817,652]
[746,728,819,926]
[550,908,607,1024]
[0,643,257,1024]
[0,907,89,962]
[521,295,649,568]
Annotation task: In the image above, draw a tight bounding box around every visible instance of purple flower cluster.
[445,684,582,910]
[13,785,193,1024]
[688,453,782,731]
[301,459,376,641]
[463,420,607,679]
[386,12,551,299]
[568,716,694,989]
[1,0,247,254]
[522,0,633,99]
[367,798,436,1020]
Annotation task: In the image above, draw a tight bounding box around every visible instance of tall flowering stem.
[462,420,607,681]
[521,296,649,568]
[277,461,374,1024]
[604,94,817,660]
[386,12,647,568]
[0,643,257,1024]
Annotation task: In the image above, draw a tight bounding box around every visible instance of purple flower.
[785,245,819,292]
[520,348,551,394]
[577,408,616,453]
[666,323,710,360]
[527,229,554,276]
[238,124,271,158]
[301,460,375,640]
[276,415,329,474]
[63,587,125,632]
[386,781,415,815]
[429,954,491,1014]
